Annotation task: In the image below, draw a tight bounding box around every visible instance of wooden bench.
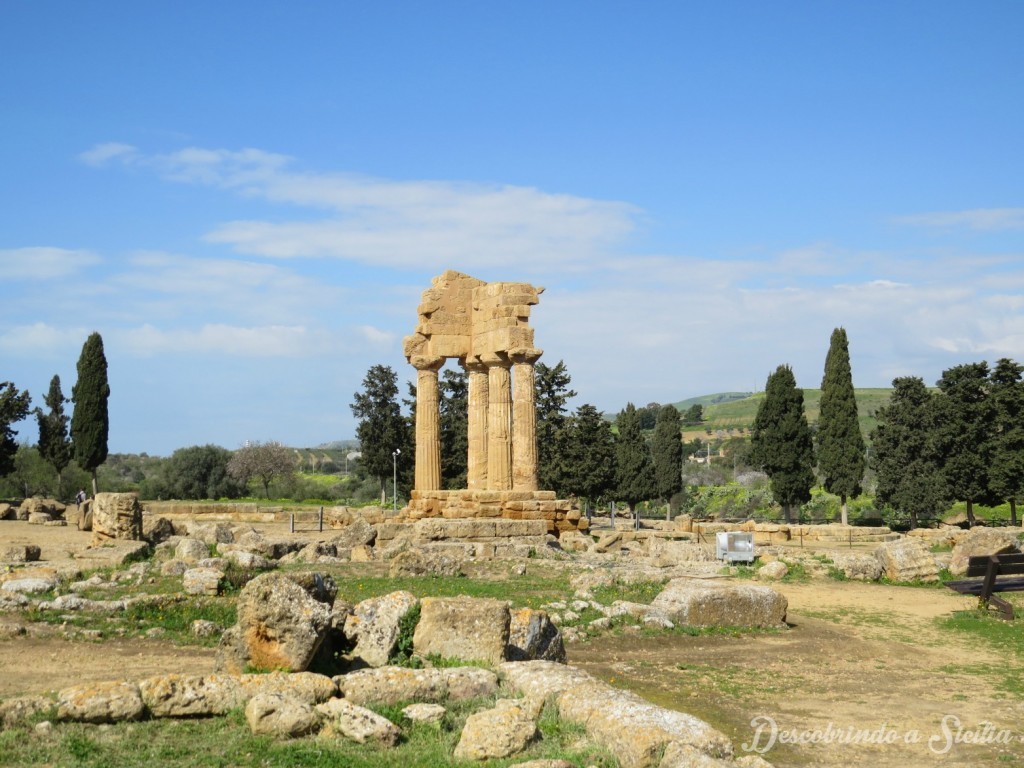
[945,552,1024,620]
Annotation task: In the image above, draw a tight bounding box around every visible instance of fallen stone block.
[413,596,509,665]
[245,692,322,737]
[454,698,538,760]
[316,698,400,746]
[650,579,788,628]
[57,681,145,724]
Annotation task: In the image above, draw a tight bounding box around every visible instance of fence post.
[319,506,324,533]
[289,513,295,534]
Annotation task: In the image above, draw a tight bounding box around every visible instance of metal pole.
[319,505,324,533]
[392,448,400,513]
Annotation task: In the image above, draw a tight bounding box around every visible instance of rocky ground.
[2,517,1023,767]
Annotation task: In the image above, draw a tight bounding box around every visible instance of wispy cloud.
[0,322,91,355]
[78,142,140,168]
[115,323,335,358]
[0,247,101,280]
[894,208,1024,231]
[80,143,639,271]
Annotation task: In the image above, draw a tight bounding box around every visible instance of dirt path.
[570,579,1024,767]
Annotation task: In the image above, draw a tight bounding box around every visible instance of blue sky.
[2,2,1022,456]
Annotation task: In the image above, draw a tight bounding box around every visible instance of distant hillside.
[678,388,893,441]
[672,392,752,410]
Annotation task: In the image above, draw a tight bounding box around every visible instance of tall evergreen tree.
[935,362,996,527]
[535,360,577,492]
[562,404,616,503]
[817,328,865,524]
[614,403,657,513]
[871,376,948,529]
[350,365,411,496]
[439,368,468,490]
[0,382,32,479]
[652,404,683,512]
[35,374,73,494]
[750,365,815,523]
[988,358,1024,525]
[71,332,110,495]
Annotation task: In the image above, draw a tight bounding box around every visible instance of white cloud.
[0,248,101,280]
[357,325,396,346]
[115,323,334,358]
[894,208,1024,231]
[78,142,140,167]
[84,144,639,271]
[0,322,90,355]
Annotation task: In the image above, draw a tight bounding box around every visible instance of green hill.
[676,388,893,440]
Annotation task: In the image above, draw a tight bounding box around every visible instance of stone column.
[412,356,444,492]
[486,356,513,491]
[466,360,489,490]
[511,349,542,491]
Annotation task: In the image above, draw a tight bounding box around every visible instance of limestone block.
[829,552,883,581]
[388,548,463,578]
[91,492,143,544]
[175,537,211,563]
[650,578,788,628]
[507,608,566,663]
[1,577,56,594]
[245,692,322,737]
[756,561,788,580]
[316,698,400,746]
[495,519,547,538]
[187,522,235,545]
[454,698,538,760]
[182,567,224,596]
[2,544,41,562]
[140,673,246,717]
[344,590,419,668]
[949,528,1020,576]
[874,538,940,582]
[57,681,145,723]
[216,573,332,673]
[413,596,510,665]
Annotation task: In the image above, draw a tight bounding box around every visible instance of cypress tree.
[871,376,948,529]
[652,404,683,513]
[350,365,411,497]
[750,365,815,523]
[817,328,865,524]
[614,402,657,514]
[439,368,468,490]
[0,382,32,478]
[989,358,1024,526]
[935,362,996,527]
[35,374,73,494]
[71,332,110,495]
[535,360,577,493]
[562,403,616,504]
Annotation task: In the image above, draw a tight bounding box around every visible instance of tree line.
[1,331,110,499]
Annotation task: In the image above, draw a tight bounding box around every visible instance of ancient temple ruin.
[402,271,584,536]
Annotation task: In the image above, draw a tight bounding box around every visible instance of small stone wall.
[674,517,897,545]
[405,490,585,537]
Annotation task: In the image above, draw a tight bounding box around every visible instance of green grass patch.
[590,578,668,606]
[0,697,617,768]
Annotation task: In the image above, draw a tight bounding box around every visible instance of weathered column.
[511,349,542,491]
[466,360,489,490]
[412,356,444,491]
[486,356,513,491]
